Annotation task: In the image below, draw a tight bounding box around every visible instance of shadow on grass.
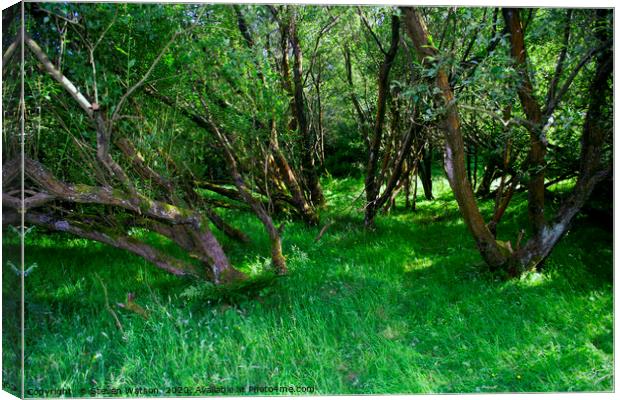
[12,184,613,394]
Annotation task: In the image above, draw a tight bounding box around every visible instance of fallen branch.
[95,272,126,339]
[314,221,334,242]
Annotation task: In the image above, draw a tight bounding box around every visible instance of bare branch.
[24,34,93,117]
[111,8,206,121]
[544,39,611,117]
[2,33,20,72]
[304,15,341,84]
[545,9,572,108]
[358,8,386,55]
[88,9,118,104]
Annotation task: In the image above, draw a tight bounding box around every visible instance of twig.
[24,34,93,117]
[357,7,386,55]
[36,6,84,27]
[314,221,334,242]
[459,104,537,130]
[111,7,206,121]
[543,39,611,118]
[88,9,118,104]
[95,272,126,339]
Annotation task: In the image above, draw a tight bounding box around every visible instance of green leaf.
[115,46,129,56]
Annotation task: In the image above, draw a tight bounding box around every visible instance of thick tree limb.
[22,157,200,225]
[513,11,613,272]
[3,210,197,277]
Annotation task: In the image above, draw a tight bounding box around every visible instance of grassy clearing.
[3,177,613,395]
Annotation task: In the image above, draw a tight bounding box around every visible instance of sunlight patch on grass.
[404,258,433,272]
[14,176,613,394]
[52,278,86,300]
[518,271,548,287]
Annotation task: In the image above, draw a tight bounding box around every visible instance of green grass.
[3,177,613,395]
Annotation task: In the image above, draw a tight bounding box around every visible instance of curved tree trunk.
[401,7,612,275]
[16,34,249,284]
[401,7,507,267]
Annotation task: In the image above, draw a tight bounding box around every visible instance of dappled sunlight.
[2,0,612,395]
[51,279,87,301]
[517,271,549,287]
[403,257,433,272]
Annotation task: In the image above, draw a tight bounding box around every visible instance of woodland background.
[1,2,613,395]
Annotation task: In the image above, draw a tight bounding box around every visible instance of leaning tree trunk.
[509,9,612,274]
[401,7,612,275]
[199,108,288,275]
[401,7,508,268]
[503,8,546,237]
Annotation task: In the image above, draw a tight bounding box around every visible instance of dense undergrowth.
[2,177,613,395]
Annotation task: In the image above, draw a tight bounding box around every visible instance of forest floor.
[3,177,613,395]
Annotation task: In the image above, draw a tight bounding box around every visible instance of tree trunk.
[201,110,288,275]
[503,8,546,236]
[476,158,495,197]
[18,35,248,284]
[269,122,319,225]
[363,14,400,228]
[418,143,434,200]
[510,9,612,273]
[401,7,507,267]
[288,10,324,207]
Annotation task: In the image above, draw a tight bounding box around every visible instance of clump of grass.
[6,176,612,395]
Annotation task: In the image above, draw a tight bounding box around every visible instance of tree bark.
[510,9,612,273]
[288,10,324,207]
[503,8,546,236]
[201,109,288,275]
[364,14,400,228]
[4,210,200,278]
[401,7,507,267]
[419,143,434,200]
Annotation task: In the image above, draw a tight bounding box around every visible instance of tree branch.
[24,34,93,117]
[111,8,205,121]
